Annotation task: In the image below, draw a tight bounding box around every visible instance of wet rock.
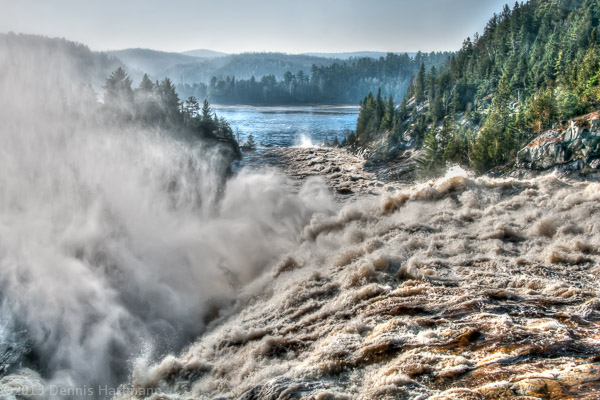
[517,113,600,172]
[260,147,383,201]
[238,377,321,400]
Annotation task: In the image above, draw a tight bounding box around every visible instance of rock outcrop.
[246,147,401,201]
[517,112,600,172]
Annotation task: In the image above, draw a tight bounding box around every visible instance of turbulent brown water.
[117,163,600,400]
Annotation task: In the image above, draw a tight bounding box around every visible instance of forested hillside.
[355,0,600,174]
[177,51,451,105]
[0,32,124,89]
[107,48,205,78]
[164,53,340,83]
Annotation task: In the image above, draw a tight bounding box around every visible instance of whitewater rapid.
[117,166,600,400]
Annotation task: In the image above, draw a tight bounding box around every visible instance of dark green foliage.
[182,96,200,127]
[101,68,240,158]
[103,67,134,119]
[470,93,516,173]
[242,133,256,151]
[416,117,466,177]
[415,63,426,103]
[356,91,401,144]
[359,0,600,175]
[177,52,451,105]
[346,132,357,146]
[380,96,396,132]
[416,126,444,177]
[526,86,559,131]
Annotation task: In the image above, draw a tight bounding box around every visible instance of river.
[212,105,359,148]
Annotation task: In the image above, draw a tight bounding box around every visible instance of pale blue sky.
[0,0,510,53]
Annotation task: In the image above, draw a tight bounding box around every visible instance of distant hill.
[105,49,342,84]
[0,32,123,89]
[106,48,203,77]
[177,52,451,106]
[105,48,424,86]
[180,49,227,58]
[163,52,341,83]
[302,51,417,60]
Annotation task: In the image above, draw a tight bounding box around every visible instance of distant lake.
[212,105,359,148]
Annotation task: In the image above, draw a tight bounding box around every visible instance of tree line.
[176,52,451,105]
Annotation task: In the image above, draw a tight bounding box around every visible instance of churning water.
[118,170,600,400]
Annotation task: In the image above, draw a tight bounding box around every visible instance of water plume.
[0,34,337,396]
[293,133,317,148]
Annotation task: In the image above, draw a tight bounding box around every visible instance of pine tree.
[243,133,256,151]
[380,96,395,132]
[416,126,444,177]
[356,93,376,142]
[527,87,558,132]
[138,73,154,93]
[183,96,200,127]
[103,67,133,115]
[201,98,212,121]
[156,78,181,126]
[415,63,426,103]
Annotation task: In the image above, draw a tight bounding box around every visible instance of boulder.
[517,112,600,171]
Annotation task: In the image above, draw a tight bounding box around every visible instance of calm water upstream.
[212,105,359,148]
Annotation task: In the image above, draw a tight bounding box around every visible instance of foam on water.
[121,169,600,400]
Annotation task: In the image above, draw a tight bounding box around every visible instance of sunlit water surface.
[213,105,359,148]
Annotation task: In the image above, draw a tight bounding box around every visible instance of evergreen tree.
[156,78,181,126]
[134,75,160,125]
[243,133,256,151]
[380,96,395,132]
[103,67,133,117]
[415,63,426,103]
[201,98,212,121]
[527,87,558,132]
[183,96,200,127]
[138,73,154,93]
[416,126,444,177]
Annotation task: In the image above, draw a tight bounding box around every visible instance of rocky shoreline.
[259,147,388,200]
[242,146,422,202]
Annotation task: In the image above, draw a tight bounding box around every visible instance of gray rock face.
[517,118,600,171]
